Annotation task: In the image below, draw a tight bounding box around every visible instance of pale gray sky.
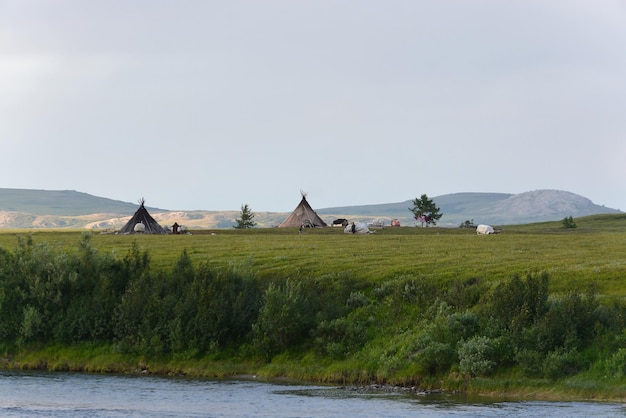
[1,1,625,212]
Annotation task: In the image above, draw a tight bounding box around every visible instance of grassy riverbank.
[1,214,626,402]
[4,343,626,402]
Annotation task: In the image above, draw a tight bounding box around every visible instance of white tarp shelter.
[344,222,371,234]
[476,224,495,235]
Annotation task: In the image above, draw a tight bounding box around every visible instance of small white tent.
[344,222,371,234]
[476,224,495,235]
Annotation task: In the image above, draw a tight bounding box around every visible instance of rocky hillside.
[476,190,618,225]
[429,190,618,226]
[319,190,621,227]
[0,188,620,229]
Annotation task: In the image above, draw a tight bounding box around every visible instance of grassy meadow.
[2,212,626,401]
[2,213,625,297]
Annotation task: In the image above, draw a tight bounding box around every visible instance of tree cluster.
[562,216,577,229]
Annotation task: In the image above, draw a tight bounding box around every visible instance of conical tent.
[118,198,168,234]
[278,192,327,228]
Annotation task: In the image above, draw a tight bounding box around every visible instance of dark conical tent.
[118,198,168,234]
[278,192,327,228]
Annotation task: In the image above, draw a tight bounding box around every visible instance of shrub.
[515,349,544,377]
[458,335,496,377]
[444,278,483,311]
[19,305,44,345]
[410,331,456,375]
[313,316,367,359]
[529,288,598,353]
[406,303,478,375]
[252,280,308,359]
[604,347,626,378]
[487,272,549,337]
[346,291,369,309]
[542,348,585,380]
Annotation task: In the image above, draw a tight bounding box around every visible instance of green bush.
[186,267,261,351]
[410,332,455,375]
[313,316,367,359]
[19,305,44,345]
[487,272,549,337]
[252,280,308,359]
[405,302,477,375]
[515,349,544,377]
[443,277,483,311]
[458,335,496,377]
[528,288,598,353]
[542,348,585,380]
[604,347,626,378]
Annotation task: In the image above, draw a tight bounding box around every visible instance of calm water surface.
[0,371,624,417]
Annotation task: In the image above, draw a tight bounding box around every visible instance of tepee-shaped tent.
[278,192,327,228]
[118,198,168,234]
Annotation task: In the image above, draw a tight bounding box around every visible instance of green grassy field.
[2,213,626,401]
[2,213,625,298]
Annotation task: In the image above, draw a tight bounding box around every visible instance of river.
[0,371,623,417]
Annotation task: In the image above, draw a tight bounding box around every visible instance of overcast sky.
[1,1,625,212]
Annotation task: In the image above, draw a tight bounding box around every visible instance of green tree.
[234,204,257,229]
[562,216,577,229]
[409,194,443,227]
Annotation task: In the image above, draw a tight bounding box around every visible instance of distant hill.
[0,188,164,216]
[318,192,513,226]
[0,188,621,229]
[0,188,171,229]
[319,190,620,227]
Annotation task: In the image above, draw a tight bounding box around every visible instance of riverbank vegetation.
[1,214,626,401]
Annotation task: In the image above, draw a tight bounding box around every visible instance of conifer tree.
[234,204,257,229]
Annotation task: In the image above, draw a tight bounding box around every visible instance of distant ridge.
[319,190,620,226]
[0,188,621,229]
[0,188,163,216]
[318,192,512,222]
[479,190,617,224]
